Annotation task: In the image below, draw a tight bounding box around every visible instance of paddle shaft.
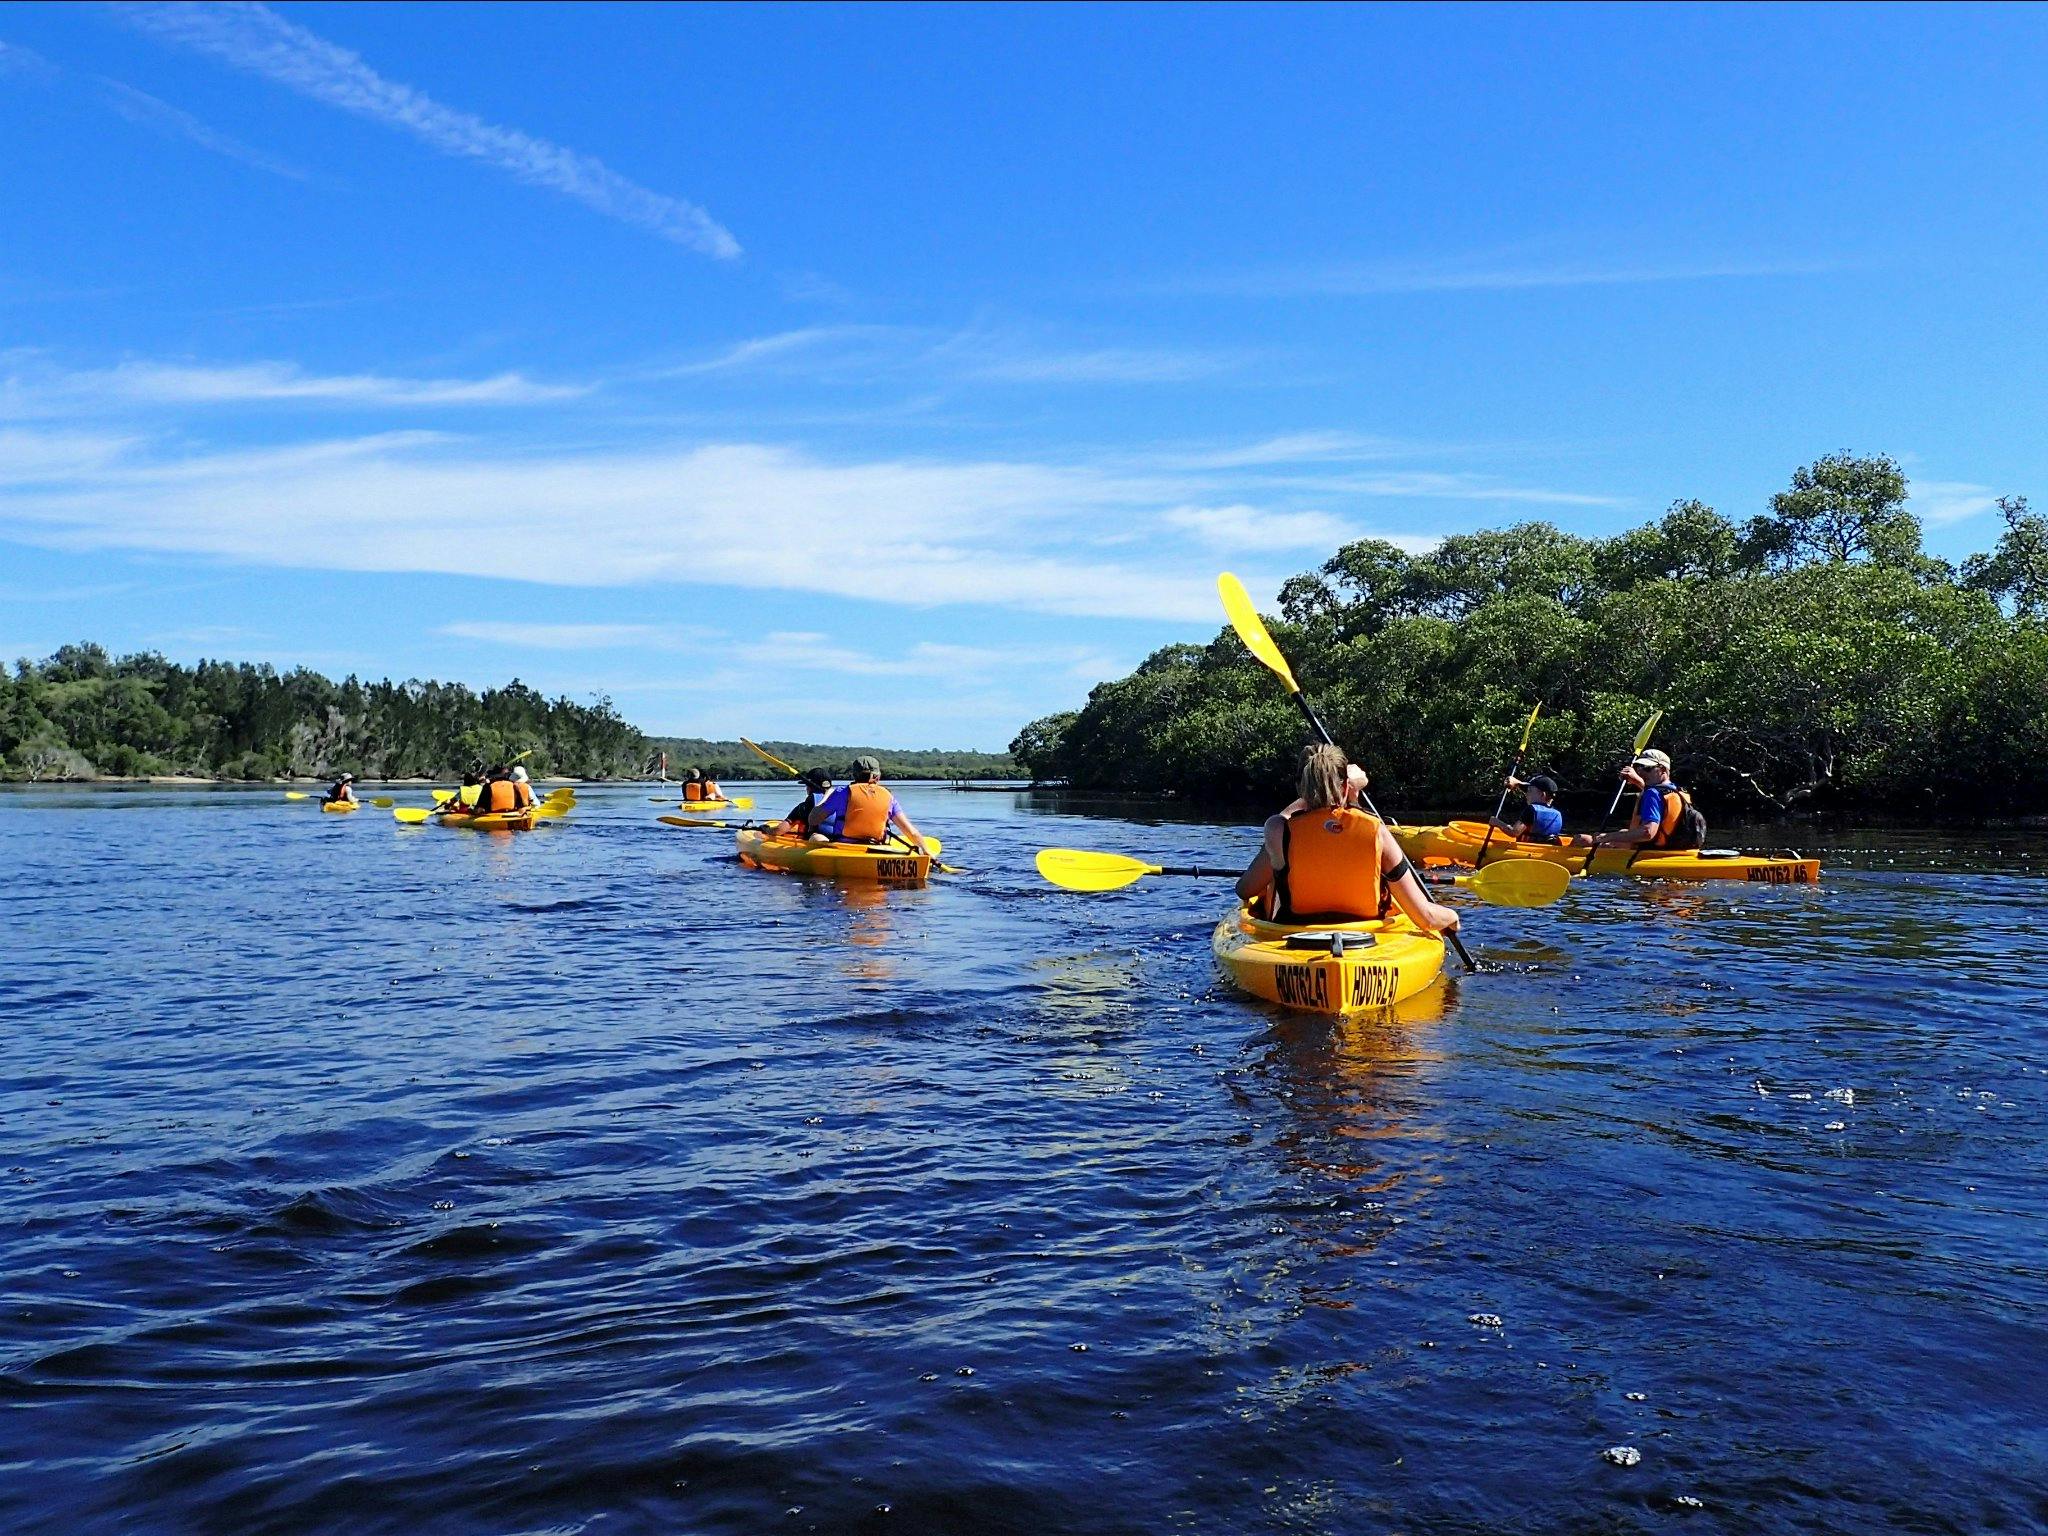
[1284,691,1392,826]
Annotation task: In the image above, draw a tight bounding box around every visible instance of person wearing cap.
[323,771,356,805]
[1492,773,1565,844]
[807,755,926,850]
[477,763,523,815]
[509,764,537,810]
[781,767,833,836]
[1580,748,1705,851]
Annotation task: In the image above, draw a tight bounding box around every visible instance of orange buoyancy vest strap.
[1279,808,1385,920]
[840,781,891,843]
[1651,785,1687,847]
[483,779,518,813]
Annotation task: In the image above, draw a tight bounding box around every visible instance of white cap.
[511,765,529,781]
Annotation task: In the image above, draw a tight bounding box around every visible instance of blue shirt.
[814,783,899,839]
[1638,783,1671,833]
[1522,802,1564,842]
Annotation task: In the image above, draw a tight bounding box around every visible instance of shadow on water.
[1,783,2045,1533]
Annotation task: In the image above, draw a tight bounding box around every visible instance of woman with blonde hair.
[1236,743,1461,934]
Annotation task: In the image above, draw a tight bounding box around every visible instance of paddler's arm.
[1235,817,1284,906]
[1379,825,1460,933]
[888,800,924,847]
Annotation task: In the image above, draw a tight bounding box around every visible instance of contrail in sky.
[116,1,741,259]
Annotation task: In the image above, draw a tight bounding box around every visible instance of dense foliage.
[646,737,1018,782]
[1012,456,2048,819]
[0,645,646,780]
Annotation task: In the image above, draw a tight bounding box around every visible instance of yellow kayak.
[1211,904,1446,1017]
[672,797,754,812]
[735,828,930,884]
[1393,819,1819,884]
[320,800,360,814]
[434,801,568,831]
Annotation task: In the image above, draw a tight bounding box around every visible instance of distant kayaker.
[808,755,925,849]
[781,767,832,835]
[477,763,523,814]
[323,772,356,805]
[1578,748,1706,851]
[1236,744,1462,936]
[1492,773,1564,844]
[509,765,537,809]
[682,767,724,804]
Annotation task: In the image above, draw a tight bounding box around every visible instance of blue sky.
[3,2,2044,748]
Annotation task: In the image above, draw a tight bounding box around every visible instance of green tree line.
[646,737,1018,782]
[1010,454,2048,819]
[0,644,646,781]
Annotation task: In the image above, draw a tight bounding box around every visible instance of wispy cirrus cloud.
[1911,479,2001,526]
[92,76,309,179]
[439,621,715,650]
[0,38,306,177]
[3,356,587,412]
[1148,247,1839,299]
[115,1,739,258]
[1162,503,1362,553]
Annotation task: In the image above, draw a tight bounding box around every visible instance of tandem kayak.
[320,800,359,814]
[1211,904,1447,1017]
[430,802,567,831]
[734,828,931,884]
[1393,820,1819,884]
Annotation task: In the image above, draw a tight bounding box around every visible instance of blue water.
[3,783,2045,1533]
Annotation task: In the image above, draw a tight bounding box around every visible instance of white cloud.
[1911,479,2001,526]
[4,357,586,412]
[116,1,739,258]
[439,620,715,650]
[92,76,308,179]
[1163,503,1356,552]
[1151,248,1837,299]
[964,346,1237,384]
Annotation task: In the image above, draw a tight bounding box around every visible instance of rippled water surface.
[4,783,2046,1534]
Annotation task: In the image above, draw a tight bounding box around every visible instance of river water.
[2,783,2043,1534]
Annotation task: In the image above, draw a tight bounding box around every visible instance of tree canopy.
[1011,454,2047,819]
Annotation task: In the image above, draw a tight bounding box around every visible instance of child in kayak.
[322,773,356,805]
[1236,744,1461,935]
[808,755,926,850]
[781,767,832,835]
[1492,773,1564,844]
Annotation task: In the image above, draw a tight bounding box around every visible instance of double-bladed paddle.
[1474,702,1543,869]
[1034,846,1569,907]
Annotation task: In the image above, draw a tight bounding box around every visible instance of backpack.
[1659,786,1708,850]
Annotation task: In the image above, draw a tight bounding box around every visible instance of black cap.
[1526,774,1558,796]
[804,768,831,790]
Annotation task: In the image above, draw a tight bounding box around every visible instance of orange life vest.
[683,781,705,802]
[512,779,535,808]
[1278,807,1385,920]
[482,778,519,813]
[1649,785,1694,848]
[839,781,891,843]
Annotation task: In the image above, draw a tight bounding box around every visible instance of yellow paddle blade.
[545,788,576,802]
[741,737,802,778]
[1035,847,1159,892]
[432,789,455,803]
[1454,859,1570,908]
[284,791,310,800]
[1516,701,1542,753]
[1217,572,1301,694]
[1633,709,1664,755]
[393,807,434,824]
[659,813,744,829]
[723,797,755,810]
[369,797,395,808]
[529,801,568,819]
